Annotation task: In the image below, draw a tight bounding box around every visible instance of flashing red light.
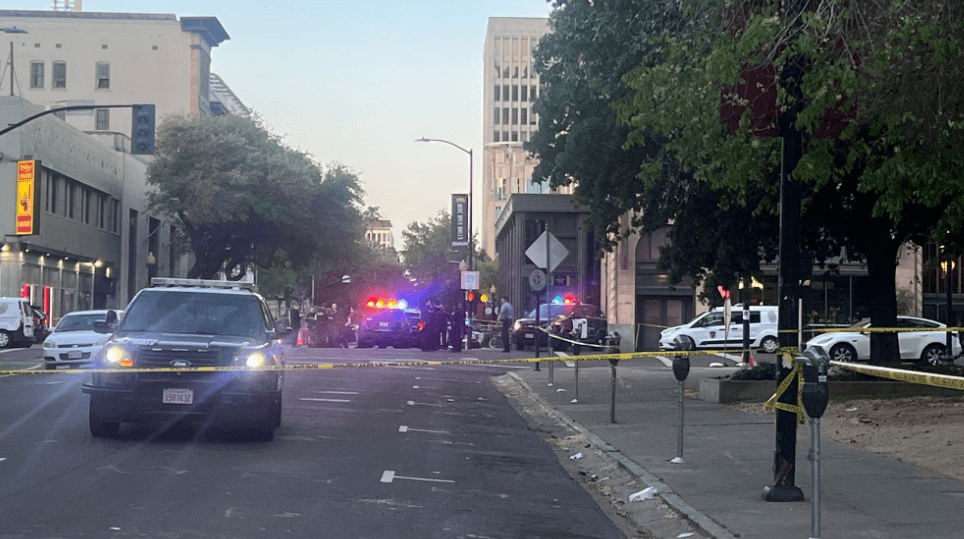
[563,294,576,305]
[366,300,376,308]
[418,321,425,331]
[21,284,30,299]
[466,291,475,302]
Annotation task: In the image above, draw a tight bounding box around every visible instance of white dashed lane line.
[380,470,455,484]
[312,390,359,395]
[299,398,351,403]
[398,425,449,435]
[406,400,443,407]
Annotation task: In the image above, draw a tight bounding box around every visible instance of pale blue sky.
[19,0,554,246]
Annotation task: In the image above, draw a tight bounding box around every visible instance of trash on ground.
[677,533,695,538]
[845,407,858,412]
[629,486,657,502]
[556,388,567,392]
[570,452,583,460]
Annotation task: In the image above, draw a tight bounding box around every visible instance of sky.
[19,0,555,248]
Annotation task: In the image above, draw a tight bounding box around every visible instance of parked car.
[42,310,122,370]
[658,305,779,353]
[512,303,574,350]
[804,315,962,365]
[81,278,285,440]
[549,304,608,353]
[0,297,35,348]
[356,308,414,349]
[31,305,50,343]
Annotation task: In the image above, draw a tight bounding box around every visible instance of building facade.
[1,9,228,135]
[482,18,575,259]
[0,9,236,320]
[365,217,394,251]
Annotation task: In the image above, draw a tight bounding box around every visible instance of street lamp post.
[416,138,474,351]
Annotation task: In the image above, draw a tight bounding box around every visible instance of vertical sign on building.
[451,194,469,248]
[16,160,41,235]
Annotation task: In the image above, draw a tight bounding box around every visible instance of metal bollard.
[606,332,621,424]
[671,336,690,464]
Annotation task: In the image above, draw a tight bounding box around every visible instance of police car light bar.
[150,277,258,292]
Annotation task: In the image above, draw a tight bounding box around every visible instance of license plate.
[67,350,83,359]
[525,333,534,339]
[162,388,193,405]
[379,322,390,328]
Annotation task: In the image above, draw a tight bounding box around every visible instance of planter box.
[699,378,963,404]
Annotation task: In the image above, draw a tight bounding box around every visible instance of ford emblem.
[171,360,192,368]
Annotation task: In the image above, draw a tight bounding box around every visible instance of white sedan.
[805,315,961,365]
[42,310,122,370]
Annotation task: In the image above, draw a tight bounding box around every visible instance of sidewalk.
[511,359,964,539]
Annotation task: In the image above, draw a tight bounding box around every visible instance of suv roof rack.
[150,277,258,292]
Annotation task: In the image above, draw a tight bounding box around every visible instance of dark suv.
[549,304,608,353]
[511,303,574,350]
[81,278,285,440]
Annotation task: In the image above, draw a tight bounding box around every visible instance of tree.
[146,114,364,280]
[616,0,964,361]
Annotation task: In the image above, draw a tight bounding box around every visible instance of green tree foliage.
[146,114,364,280]
[615,0,964,361]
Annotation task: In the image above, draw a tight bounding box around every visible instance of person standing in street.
[498,297,513,353]
[288,303,302,347]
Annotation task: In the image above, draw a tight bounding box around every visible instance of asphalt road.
[0,344,629,539]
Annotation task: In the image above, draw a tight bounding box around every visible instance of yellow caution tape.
[830,361,964,391]
[0,346,754,376]
[763,349,805,424]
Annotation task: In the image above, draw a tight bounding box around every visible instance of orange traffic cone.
[297,327,306,347]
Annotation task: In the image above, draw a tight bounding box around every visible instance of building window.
[520,108,528,125]
[52,62,66,89]
[30,62,44,89]
[95,109,109,130]
[101,44,108,50]
[513,66,519,78]
[512,85,518,101]
[511,131,519,142]
[493,131,500,142]
[46,176,58,214]
[494,63,500,78]
[502,108,509,124]
[494,106,500,125]
[67,182,76,219]
[85,190,93,224]
[99,195,107,229]
[502,131,508,142]
[523,66,528,78]
[512,108,518,124]
[530,85,537,100]
[521,85,528,102]
[502,85,509,101]
[95,62,110,89]
[494,84,500,101]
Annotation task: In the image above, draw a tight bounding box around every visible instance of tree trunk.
[864,239,900,364]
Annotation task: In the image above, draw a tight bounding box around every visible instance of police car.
[81,278,285,440]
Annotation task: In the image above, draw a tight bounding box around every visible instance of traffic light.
[131,104,156,155]
[466,291,475,302]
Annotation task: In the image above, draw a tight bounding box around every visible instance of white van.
[0,297,35,348]
[658,305,779,353]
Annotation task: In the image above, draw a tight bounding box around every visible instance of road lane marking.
[380,470,455,484]
[398,425,450,434]
[415,376,481,383]
[312,390,359,395]
[656,355,673,367]
[299,398,351,403]
[0,458,6,462]
[406,400,444,407]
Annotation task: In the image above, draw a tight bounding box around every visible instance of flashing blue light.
[397,299,408,310]
[552,296,563,304]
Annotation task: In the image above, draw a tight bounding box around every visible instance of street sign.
[529,269,547,292]
[525,231,569,273]
[460,270,479,290]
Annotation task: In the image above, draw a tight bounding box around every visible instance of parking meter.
[797,346,830,539]
[672,336,690,382]
[606,331,621,366]
[671,336,690,463]
[798,348,830,419]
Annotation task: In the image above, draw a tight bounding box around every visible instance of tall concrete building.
[482,17,574,259]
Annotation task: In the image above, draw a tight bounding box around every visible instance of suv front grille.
[139,348,227,368]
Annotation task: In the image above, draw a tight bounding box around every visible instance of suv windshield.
[119,290,265,337]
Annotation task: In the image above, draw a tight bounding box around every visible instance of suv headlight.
[104,345,134,367]
[513,321,522,331]
[233,348,273,369]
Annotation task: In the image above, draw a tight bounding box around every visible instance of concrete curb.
[508,371,738,539]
